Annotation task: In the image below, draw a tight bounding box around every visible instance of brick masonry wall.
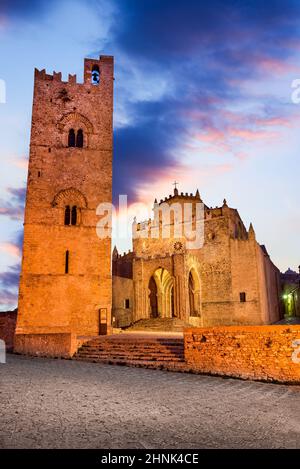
[184,326,300,383]
[14,332,77,358]
[112,275,134,327]
[15,56,113,353]
[0,311,17,351]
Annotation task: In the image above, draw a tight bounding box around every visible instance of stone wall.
[184,326,300,383]
[0,311,17,351]
[112,275,134,327]
[112,252,134,279]
[14,332,77,358]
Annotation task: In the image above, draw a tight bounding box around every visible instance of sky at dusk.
[0,0,300,310]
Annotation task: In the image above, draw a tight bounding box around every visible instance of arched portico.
[148,267,174,318]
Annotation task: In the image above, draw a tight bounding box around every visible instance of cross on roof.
[173,181,179,190]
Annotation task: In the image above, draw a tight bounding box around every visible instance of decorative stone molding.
[57,112,94,134]
[52,187,88,208]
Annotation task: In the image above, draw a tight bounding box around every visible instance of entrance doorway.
[149,276,158,318]
[148,267,174,319]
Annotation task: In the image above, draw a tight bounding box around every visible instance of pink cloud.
[218,110,248,126]
[12,157,29,170]
[195,128,225,143]
[253,116,292,128]
[0,242,21,259]
[257,57,300,75]
[229,128,278,141]
[234,151,248,161]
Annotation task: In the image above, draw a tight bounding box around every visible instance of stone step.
[79,350,184,357]
[75,357,188,370]
[82,337,183,343]
[78,345,183,351]
[77,352,184,359]
[74,334,186,371]
[80,344,183,350]
[80,346,184,352]
[80,353,184,362]
[77,348,184,355]
[125,318,191,332]
[78,348,184,355]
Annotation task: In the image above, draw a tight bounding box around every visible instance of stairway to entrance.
[73,333,186,371]
[124,317,191,332]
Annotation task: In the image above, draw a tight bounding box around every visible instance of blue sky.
[0,0,300,310]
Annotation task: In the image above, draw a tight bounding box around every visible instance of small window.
[125,299,130,309]
[68,129,75,147]
[240,292,246,303]
[65,250,69,274]
[71,206,77,226]
[76,129,83,148]
[64,205,71,225]
[91,65,100,85]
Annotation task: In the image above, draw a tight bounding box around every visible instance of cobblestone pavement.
[0,355,300,449]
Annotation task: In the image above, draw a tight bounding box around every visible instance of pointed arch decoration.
[57,112,94,134]
[52,188,88,209]
[148,267,174,319]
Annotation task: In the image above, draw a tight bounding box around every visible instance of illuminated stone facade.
[113,188,282,327]
[13,55,283,357]
[15,56,114,356]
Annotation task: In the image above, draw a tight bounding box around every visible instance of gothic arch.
[148,267,174,319]
[52,188,88,209]
[57,112,93,148]
[188,266,201,317]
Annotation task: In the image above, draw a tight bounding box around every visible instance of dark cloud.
[112,0,300,61]
[0,193,23,309]
[0,263,20,309]
[0,0,58,18]
[0,187,26,220]
[0,230,22,309]
[0,287,18,309]
[106,0,300,200]
[0,263,20,289]
[15,230,24,251]
[114,98,183,200]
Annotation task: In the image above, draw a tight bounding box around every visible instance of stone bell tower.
[15,56,114,357]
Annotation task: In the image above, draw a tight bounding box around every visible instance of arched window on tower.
[76,129,83,148]
[91,65,100,85]
[64,205,71,225]
[71,206,77,226]
[68,129,75,147]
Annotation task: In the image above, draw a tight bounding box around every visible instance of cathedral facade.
[112,188,282,328]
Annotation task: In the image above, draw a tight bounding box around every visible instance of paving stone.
[0,355,300,448]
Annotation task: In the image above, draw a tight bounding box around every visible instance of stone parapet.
[184,325,300,383]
